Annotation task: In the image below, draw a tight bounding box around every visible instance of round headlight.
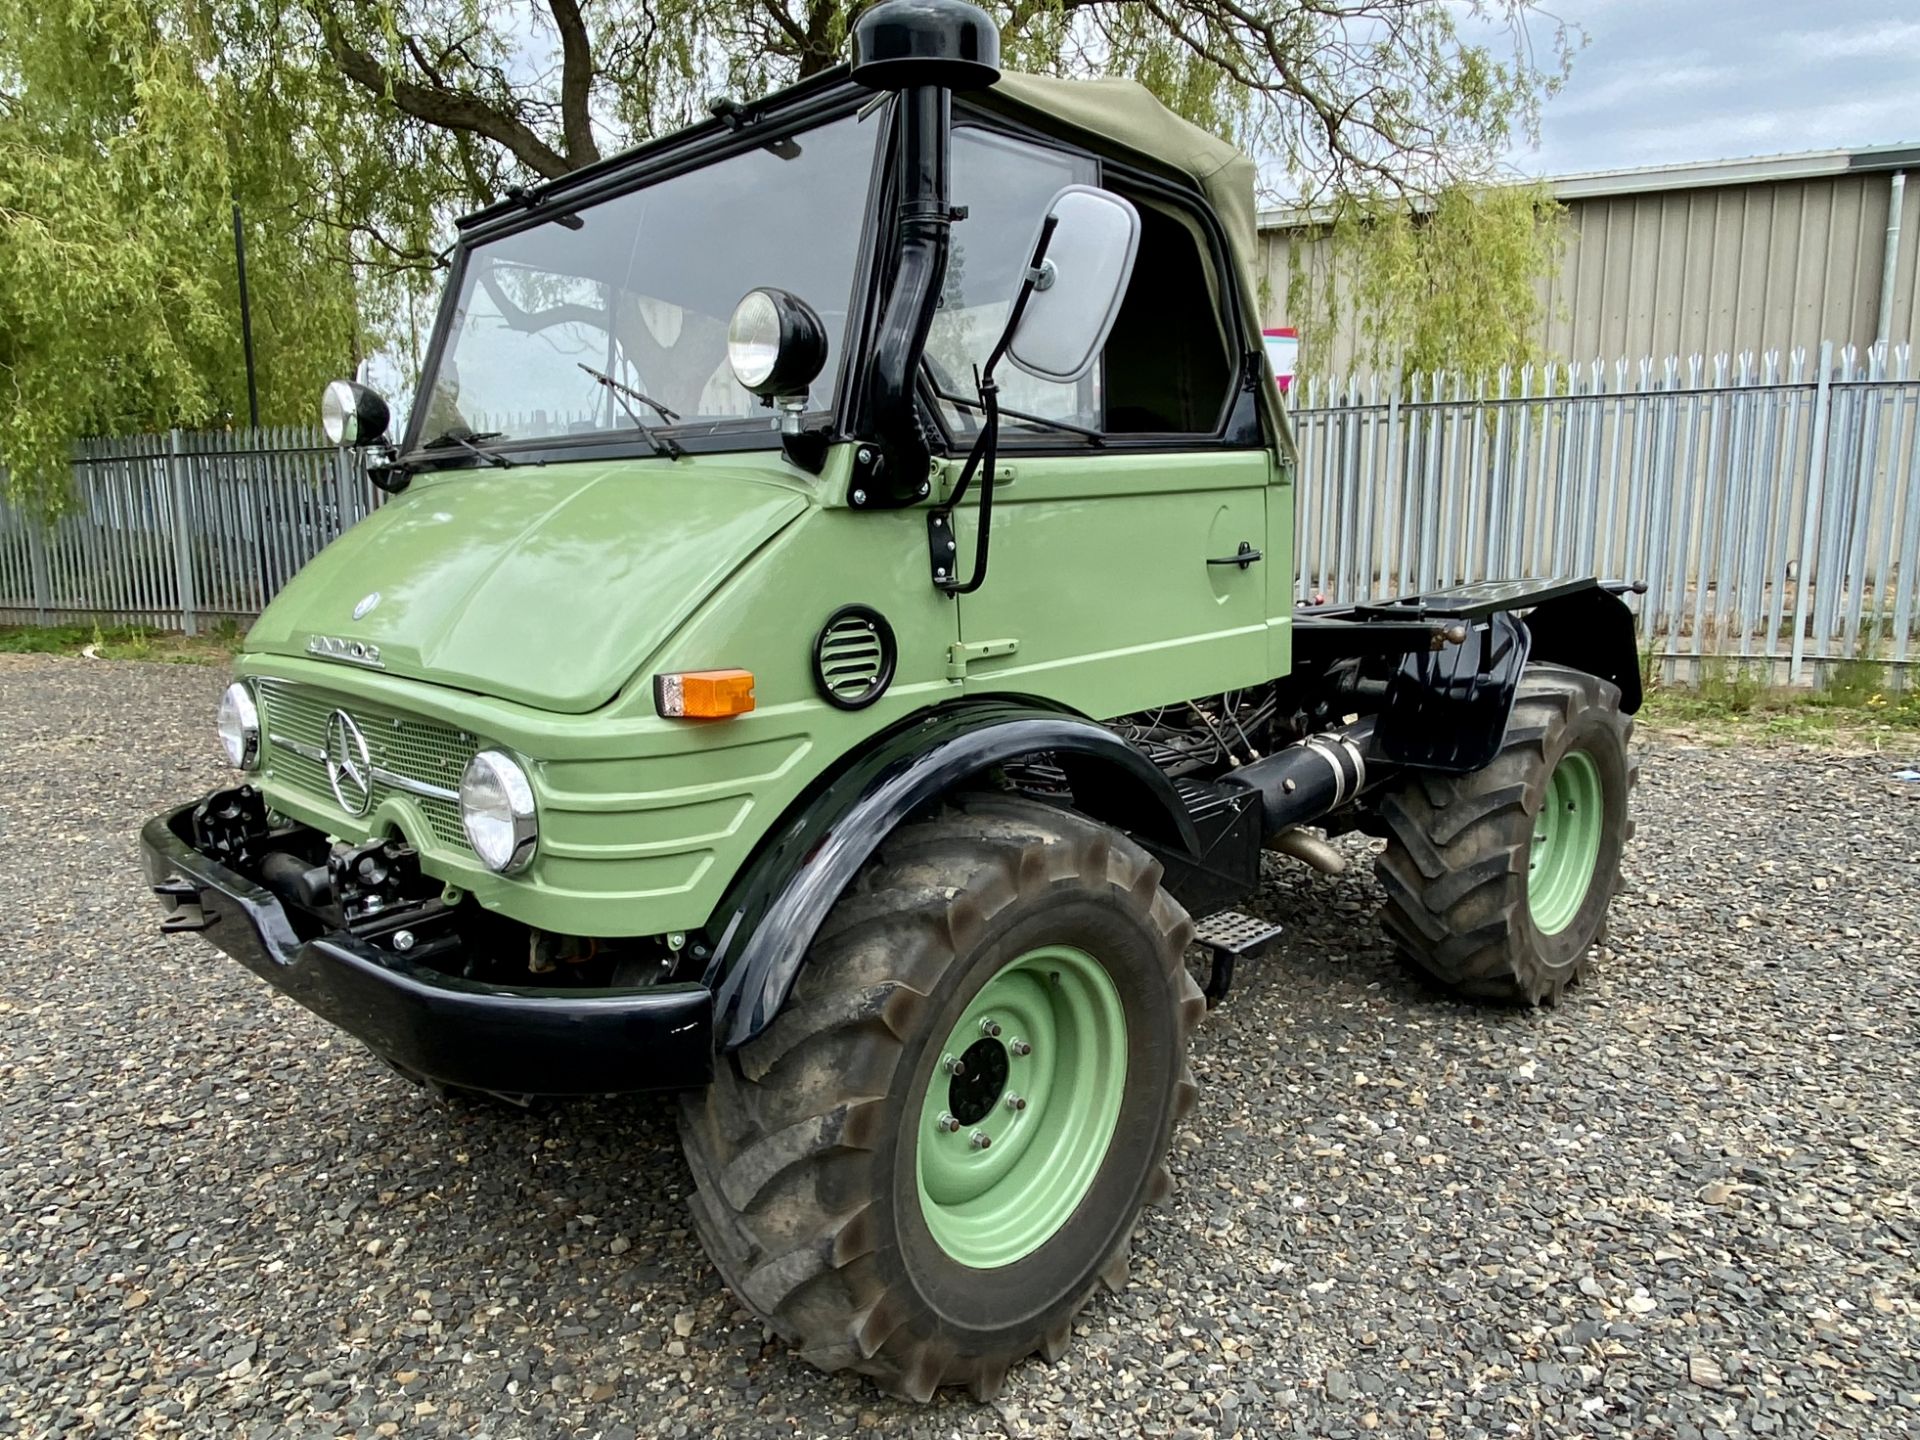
[217,682,259,769]
[321,379,391,448]
[459,751,538,874]
[726,288,828,398]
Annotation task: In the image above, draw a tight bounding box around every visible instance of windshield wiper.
[421,428,522,468]
[578,364,684,458]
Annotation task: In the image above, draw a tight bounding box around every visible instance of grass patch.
[1640,657,1920,747]
[0,620,241,664]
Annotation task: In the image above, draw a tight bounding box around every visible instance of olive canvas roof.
[984,72,1292,450]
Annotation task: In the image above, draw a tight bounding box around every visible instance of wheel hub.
[915,944,1127,1269]
[946,1036,1010,1124]
[1529,748,1604,936]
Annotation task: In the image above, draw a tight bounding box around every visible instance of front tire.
[1374,663,1635,1004]
[677,794,1202,1400]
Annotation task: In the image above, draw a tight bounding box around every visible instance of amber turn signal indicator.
[654,669,756,718]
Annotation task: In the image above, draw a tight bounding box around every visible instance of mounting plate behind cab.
[1374,610,1531,773]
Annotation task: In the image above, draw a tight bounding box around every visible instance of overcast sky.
[1497,0,1919,177]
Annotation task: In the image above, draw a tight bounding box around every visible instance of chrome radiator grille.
[256,680,476,850]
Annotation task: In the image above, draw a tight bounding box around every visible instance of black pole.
[232,202,260,429]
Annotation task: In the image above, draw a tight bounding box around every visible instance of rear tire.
[1374,663,1635,1004]
[676,794,1202,1401]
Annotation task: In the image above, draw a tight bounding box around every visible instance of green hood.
[246,460,808,714]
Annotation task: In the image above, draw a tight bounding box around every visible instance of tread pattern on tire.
[1373,663,1637,1004]
[677,794,1202,1401]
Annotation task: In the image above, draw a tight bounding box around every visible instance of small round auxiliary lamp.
[851,0,1001,91]
[727,288,829,433]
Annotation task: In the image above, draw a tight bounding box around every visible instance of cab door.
[928,123,1271,717]
[940,449,1269,716]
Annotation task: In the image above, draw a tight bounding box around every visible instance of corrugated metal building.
[1259,142,1920,372]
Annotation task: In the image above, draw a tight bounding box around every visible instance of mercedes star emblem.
[353,591,381,620]
[324,709,375,817]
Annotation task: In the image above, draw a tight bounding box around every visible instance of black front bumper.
[139,803,713,1095]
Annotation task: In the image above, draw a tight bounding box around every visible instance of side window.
[1103,199,1236,434]
[930,125,1238,443]
[930,128,1097,436]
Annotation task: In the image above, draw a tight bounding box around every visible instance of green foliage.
[1288,180,1568,382]
[0,0,368,510]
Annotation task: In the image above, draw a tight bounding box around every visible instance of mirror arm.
[931,386,1103,444]
[926,217,1060,595]
[982,214,1057,379]
[928,375,999,594]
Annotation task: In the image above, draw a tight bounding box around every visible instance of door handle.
[1207,542,1262,570]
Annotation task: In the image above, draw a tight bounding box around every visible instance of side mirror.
[1005,185,1141,385]
[321,380,391,447]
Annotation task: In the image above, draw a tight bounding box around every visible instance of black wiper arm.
[421,428,520,468]
[932,385,1105,444]
[578,364,684,458]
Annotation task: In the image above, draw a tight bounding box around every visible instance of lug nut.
[942,1054,966,1077]
[969,1130,992,1149]
[392,929,415,952]
[851,489,867,505]
[1009,1038,1032,1057]
[936,1112,961,1133]
[1004,1093,1027,1112]
[979,1017,1002,1038]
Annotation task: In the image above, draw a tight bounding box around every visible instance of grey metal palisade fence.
[0,428,382,636]
[2,342,1918,687]
[1292,342,1920,685]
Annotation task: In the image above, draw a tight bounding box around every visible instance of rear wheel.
[676,794,1202,1400]
[1374,663,1635,1004]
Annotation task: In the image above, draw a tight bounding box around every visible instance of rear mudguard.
[698,701,1201,1050]
[1522,585,1644,713]
[1302,578,1642,775]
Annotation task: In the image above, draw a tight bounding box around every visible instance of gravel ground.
[1,652,1916,1440]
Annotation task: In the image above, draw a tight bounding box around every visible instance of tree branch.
[544,0,600,165]
[322,24,573,179]
[760,0,813,57]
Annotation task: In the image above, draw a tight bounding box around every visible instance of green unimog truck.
[142,0,1642,1402]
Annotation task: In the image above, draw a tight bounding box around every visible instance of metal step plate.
[1191,909,1284,1009]
[1192,909,1285,959]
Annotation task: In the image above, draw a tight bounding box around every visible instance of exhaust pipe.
[1221,716,1388,837]
[1266,827,1347,874]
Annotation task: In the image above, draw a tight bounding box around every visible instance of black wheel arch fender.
[1522,586,1644,714]
[697,700,1201,1051]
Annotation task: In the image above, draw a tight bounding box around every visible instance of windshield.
[414,112,880,451]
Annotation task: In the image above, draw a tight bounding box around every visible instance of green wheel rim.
[915,945,1127,1269]
[1528,749,1604,936]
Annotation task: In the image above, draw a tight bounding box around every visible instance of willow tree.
[295,0,1573,380]
[1288,180,1569,383]
[297,0,1568,196]
[0,0,376,506]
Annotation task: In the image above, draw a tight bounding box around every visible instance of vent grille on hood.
[813,606,896,710]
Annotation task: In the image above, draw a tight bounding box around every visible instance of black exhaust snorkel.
[849,0,1001,505]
